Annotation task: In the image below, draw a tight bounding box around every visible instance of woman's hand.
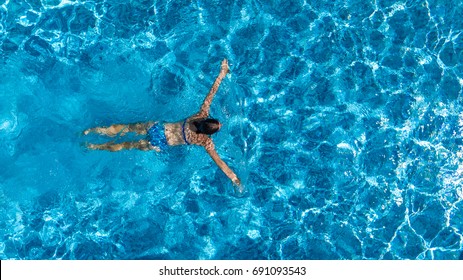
[233,177,245,196]
[220,59,229,75]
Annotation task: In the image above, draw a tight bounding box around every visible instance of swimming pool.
[1,0,462,259]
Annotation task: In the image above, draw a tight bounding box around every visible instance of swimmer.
[84,59,242,191]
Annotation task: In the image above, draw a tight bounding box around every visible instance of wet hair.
[193,118,221,135]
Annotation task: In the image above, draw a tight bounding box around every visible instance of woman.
[84,59,242,190]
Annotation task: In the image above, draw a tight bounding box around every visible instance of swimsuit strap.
[182,119,190,145]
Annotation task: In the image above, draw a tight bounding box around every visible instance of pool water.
[1,0,463,260]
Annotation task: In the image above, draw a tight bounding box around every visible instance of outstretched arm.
[197,59,229,118]
[205,142,241,188]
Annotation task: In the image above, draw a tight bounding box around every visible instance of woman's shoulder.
[187,130,211,147]
[187,112,207,121]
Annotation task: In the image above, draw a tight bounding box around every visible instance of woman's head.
[193,118,221,135]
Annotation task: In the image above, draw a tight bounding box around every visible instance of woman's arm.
[204,141,241,188]
[197,59,230,118]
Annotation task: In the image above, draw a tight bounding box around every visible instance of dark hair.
[193,118,221,135]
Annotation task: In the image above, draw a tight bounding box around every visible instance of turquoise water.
[1,0,463,259]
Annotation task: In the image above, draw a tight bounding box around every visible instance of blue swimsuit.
[147,123,168,151]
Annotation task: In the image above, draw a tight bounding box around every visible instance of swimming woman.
[84,59,242,191]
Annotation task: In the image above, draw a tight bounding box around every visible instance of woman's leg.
[84,122,154,137]
[87,140,160,152]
